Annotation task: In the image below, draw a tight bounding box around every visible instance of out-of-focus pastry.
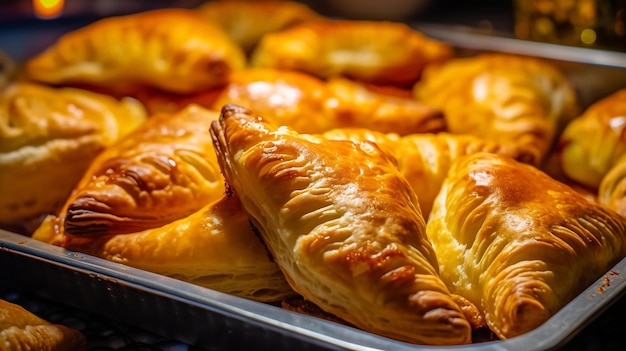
[0,82,147,232]
[558,88,626,189]
[25,9,246,95]
[195,0,324,53]
[599,153,626,217]
[33,190,294,303]
[250,19,453,87]
[210,104,472,345]
[58,104,223,237]
[0,298,86,351]
[426,152,626,339]
[210,68,445,135]
[322,129,536,217]
[414,53,580,164]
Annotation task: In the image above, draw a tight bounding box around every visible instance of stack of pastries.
[0,0,623,346]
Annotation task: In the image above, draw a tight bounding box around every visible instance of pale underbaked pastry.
[0,298,86,351]
[322,128,536,218]
[210,104,472,345]
[33,190,294,303]
[58,104,224,237]
[250,19,453,87]
[25,9,246,95]
[210,68,444,135]
[195,0,324,53]
[558,88,626,189]
[426,152,626,339]
[0,82,147,229]
[414,53,580,164]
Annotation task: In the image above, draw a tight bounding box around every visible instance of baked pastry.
[414,53,580,164]
[558,88,626,189]
[58,104,224,237]
[211,68,445,135]
[33,190,294,303]
[250,19,453,87]
[210,104,472,345]
[322,129,536,217]
[195,0,324,53]
[599,153,626,217]
[0,82,147,230]
[0,298,86,351]
[24,9,246,95]
[426,152,626,339]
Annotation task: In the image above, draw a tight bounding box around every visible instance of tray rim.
[2,229,626,351]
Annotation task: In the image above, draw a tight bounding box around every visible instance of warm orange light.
[33,0,64,19]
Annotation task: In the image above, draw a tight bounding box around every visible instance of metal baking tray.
[2,21,626,350]
[2,227,626,351]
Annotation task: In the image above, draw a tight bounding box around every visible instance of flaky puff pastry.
[210,104,472,345]
[59,104,224,237]
[558,88,626,189]
[210,69,444,135]
[426,152,626,339]
[322,129,536,218]
[33,191,294,303]
[0,82,146,228]
[250,20,453,87]
[0,298,86,351]
[24,9,246,95]
[599,153,626,217]
[414,53,580,164]
[195,0,324,53]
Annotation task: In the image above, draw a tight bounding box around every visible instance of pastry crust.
[210,69,445,135]
[250,19,453,86]
[33,191,294,303]
[426,152,626,339]
[414,53,580,164]
[0,82,147,227]
[210,104,472,345]
[322,129,536,217]
[0,299,86,351]
[558,88,626,189]
[195,0,324,53]
[59,104,224,236]
[599,153,626,217]
[25,9,246,95]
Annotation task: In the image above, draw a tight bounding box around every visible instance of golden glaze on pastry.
[25,9,246,95]
[414,53,580,164]
[60,104,224,236]
[33,191,294,303]
[0,82,147,228]
[426,152,626,339]
[195,0,324,53]
[322,129,536,217]
[558,88,626,189]
[250,20,453,86]
[599,153,626,217]
[0,298,86,351]
[210,104,472,345]
[211,68,445,135]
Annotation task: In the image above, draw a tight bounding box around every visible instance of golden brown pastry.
[414,53,580,164]
[558,88,626,189]
[0,298,86,351]
[195,0,324,53]
[25,9,246,95]
[210,68,445,135]
[210,104,472,345]
[250,19,453,87]
[599,153,626,217]
[322,128,536,217]
[58,104,223,237]
[33,190,294,303]
[0,82,147,230]
[426,152,626,339]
